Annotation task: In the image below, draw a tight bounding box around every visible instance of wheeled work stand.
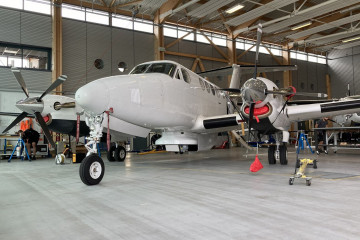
[8,138,31,162]
[289,131,317,186]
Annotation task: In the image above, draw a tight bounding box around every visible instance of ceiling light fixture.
[291,21,312,31]
[4,49,19,54]
[225,4,244,14]
[342,35,360,43]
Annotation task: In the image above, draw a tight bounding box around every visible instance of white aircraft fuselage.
[76,60,231,151]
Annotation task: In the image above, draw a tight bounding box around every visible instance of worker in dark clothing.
[315,117,329,154]
[23,127,40,160]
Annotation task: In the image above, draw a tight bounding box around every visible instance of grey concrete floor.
[1,147,360,240]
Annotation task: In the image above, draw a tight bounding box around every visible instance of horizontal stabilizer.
[198,65,297,78]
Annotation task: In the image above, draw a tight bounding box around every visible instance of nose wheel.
[79,154,105,185]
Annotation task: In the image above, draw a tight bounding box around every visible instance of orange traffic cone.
[250,155,263,172]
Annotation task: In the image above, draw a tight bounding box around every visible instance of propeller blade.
[253,24,263,79]
[34,112,55,148]
[247,102,255,143]
[255,24,262,63]
[38,75,67,101]
[12,68,29,98]
[266,89,327,98]
[2,112,28,133]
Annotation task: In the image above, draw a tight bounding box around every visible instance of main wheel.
[107,145,116,162]
[289,178,294,185]
[313,160,318,169]
[115,146,126,162]
[79,154,105,185]
[279,145,288,165]
[268,146,276,164]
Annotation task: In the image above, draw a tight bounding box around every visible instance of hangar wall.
[62,19,155,94]
[328,47,360,98]
[0,6,328,97]
[0,7,52,92]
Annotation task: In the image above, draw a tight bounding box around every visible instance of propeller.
[246,24,263,143]
[2,68,67,148]
[265,87,328,98]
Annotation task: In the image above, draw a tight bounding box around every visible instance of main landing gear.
[268,144,288,165]
[107,144,126,162]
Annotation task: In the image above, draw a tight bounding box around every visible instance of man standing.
[23,127,40,160]
[315,117,329,154]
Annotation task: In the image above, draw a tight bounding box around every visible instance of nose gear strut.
[84,113,104,156]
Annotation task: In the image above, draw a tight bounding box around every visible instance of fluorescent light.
[4,49,19,54]
[342,35,360,43]
[291,21,312,31]
[225,4,244,14]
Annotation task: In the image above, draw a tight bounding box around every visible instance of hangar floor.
[0,147,360,239]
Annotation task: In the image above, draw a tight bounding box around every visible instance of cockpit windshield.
[130,63,176,77]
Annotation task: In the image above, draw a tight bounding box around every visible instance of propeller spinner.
[2,68,67,148]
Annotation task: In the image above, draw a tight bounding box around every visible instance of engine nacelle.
[241,77,278,108]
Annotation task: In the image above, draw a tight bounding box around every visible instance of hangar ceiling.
[64,0,360,53]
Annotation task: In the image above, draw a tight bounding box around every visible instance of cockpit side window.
[129,63,176,77]
[129,64,150,74]
[181,68,191,83]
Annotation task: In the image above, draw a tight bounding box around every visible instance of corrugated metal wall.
[62,19,87,94]
[328,47,360,98]
[62,20,155,94]
[0,7,52,92]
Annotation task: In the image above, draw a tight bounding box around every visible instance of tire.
[107,145,116,162]
[79,154,105,185]
[268,146,276,164]
[279,145,288,165]
[115,146,126,162]
[289,178,294,185]
[313,160,318,169]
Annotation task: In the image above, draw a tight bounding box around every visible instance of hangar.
[1,0,360,238]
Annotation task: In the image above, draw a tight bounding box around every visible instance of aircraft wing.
[198,64,297,78]
[314,126,360,131]
[286,98,360,121]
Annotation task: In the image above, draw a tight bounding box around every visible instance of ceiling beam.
[113,0,143,9]
[109,0,116,8]
[158,0,182,23]
[98,0,107,7]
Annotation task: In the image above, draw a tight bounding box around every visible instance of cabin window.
[210,84,215,95]
[205,81,210,93]
[181,68,191,83]
[175,69,181,80]
[216,87,221,98]
[199,78,205,90]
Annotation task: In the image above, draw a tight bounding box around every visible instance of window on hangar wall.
[0,42,51,71]
[24,0,51,15]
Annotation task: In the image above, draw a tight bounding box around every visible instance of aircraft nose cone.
[75,80,109,115]
[16,97,44,114]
